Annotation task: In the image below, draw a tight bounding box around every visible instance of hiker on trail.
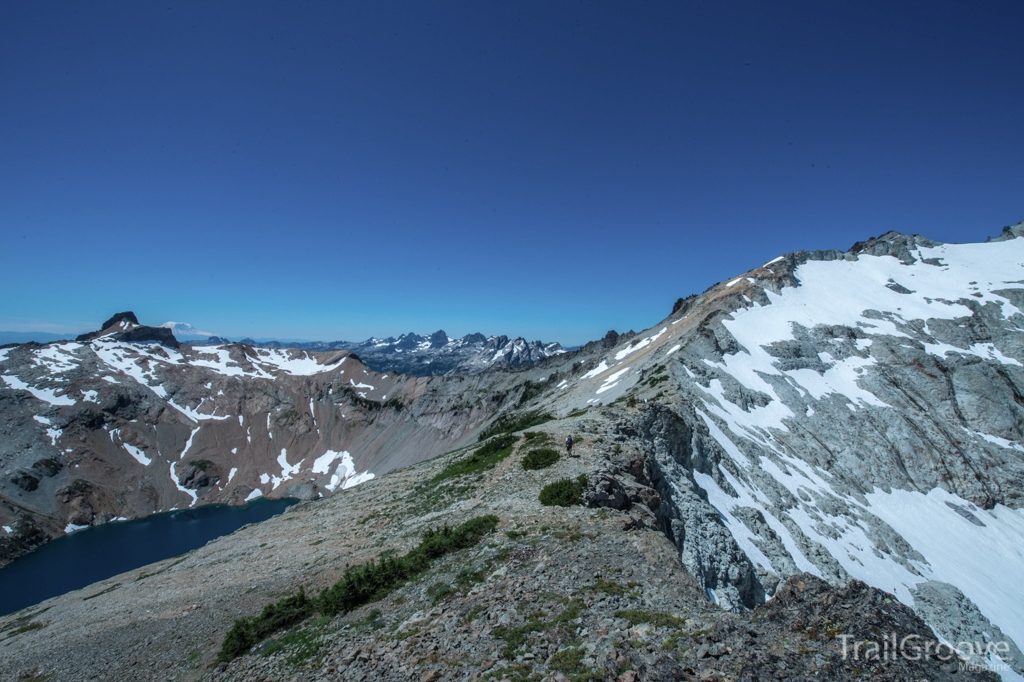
[565,435,575,457]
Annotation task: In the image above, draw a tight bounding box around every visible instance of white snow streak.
[2,375,76,405]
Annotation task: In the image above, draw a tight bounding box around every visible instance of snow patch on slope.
[321,451,374,492]
[2,374,76,406]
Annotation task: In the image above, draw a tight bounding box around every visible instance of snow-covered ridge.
[0,333,380,523]
[219,330,565,376]
[537,226,1024,679]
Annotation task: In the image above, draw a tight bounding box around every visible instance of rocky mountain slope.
[0,419,1002,682]
[2,221,1024,680]
[1,313,569,566]
[225,331,566,376]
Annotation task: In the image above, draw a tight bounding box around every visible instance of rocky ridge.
[0,417,999,682]
[2,221,1024,680]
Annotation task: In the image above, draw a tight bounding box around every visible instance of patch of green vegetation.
[550,529,584,542]
[221,587,314,663]
[539,475,588,507]
[426,582,454,603]
[522,431,548,443]
[134,557,185,582]
[585,578,640,597]
[566,408,588,418]
[357,510,381,525]
[464,605,485,622]
[547,646,602,682]
[517,379,547,406]
[357,608,383,628]
[492,598,586,659]
[613,609,686,629]
[218,515,498,662]
[2,620,46,639]
[0,606,50,641]
[391,626,421,641]
[482,663,541,682]
[319,516,498,615]
[258,620,328,667]
[493,614,547,658]
[433,434,519,483]
[82,583,120,601]
[478,410,553,441]
[521,448,559,470]
[550,597,584,625]
[661,633,684,651]
[275,408,299,425]
[506,529,526,539]
[187,459,213,471]
[421,479,479,512]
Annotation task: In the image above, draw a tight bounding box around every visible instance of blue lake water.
[0,497,298,616]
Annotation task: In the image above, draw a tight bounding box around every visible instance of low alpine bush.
[522,448,559,470]
[539,475,588,507]
[433,434,519,482]
[218,514,499,662]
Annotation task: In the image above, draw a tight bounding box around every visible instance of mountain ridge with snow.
[2,220,1024,679]
[207,329,566,376]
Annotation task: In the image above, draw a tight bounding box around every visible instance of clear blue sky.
[1,1,1021,346]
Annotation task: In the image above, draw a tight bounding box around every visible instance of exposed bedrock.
[912,581,1024,676]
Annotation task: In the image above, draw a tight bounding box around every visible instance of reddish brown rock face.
[0,337,533,563]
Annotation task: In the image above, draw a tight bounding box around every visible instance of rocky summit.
[2,221,1024,681]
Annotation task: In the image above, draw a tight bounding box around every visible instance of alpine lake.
[0,497,297,616]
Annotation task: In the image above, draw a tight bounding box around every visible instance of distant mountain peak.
[161,321,215,338]
[76,312,179,348]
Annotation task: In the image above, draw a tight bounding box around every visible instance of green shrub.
[491,597,584,659]
[547,645,602,680]
[218,515,498,662]
[433,435,519,482]
[219,588,315,661]
[521,448,559,470]
[539,475,588,507]
[477,410,553,441]
[319,514,499,615]
[426,582,454,603]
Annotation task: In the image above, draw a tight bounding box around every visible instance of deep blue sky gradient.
[1,1,1022,345]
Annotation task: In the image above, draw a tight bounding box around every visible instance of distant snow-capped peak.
[160,322,215,338]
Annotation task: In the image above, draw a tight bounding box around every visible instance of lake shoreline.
[0,497,298,617]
